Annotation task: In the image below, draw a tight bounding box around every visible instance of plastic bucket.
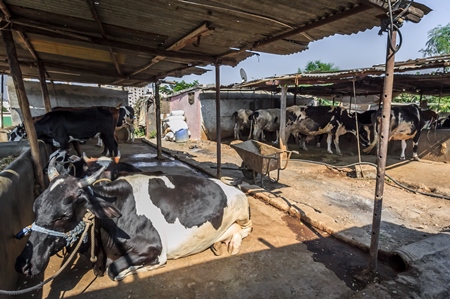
[175,128,189,142]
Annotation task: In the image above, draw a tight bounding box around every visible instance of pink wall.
[168,90,202,140]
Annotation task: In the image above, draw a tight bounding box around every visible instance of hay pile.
[0,155,16,172]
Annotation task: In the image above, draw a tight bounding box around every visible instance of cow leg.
[333,134,342,156]
[96,134,103,148]
[326,133,333,154]
[412,138,420,161]
[107,249,167,281]
[71,141,82,156]
[399,140,407,160]
[272,130,279,145]
[129,124,135,143]
[234,123,239,140]
[300,137,308,151]
[211,219,252,256]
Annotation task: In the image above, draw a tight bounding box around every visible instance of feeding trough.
[231,140,297,187]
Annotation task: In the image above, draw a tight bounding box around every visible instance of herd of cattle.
[9,104,253,282]
[233,104,448,161]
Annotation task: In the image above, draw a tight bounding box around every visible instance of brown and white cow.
[285,106,360,155]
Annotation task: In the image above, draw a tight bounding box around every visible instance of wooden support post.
[215,63,221,179]
[2,28,45,190]
[368,30,397,273]
[38,61,51,112]
[154,81,163,159]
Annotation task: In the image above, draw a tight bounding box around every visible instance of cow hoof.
[112,264,166,281]
[211,241,225,256]
[227,233,243,255]
[413,156,420,161]
[400,157,406,161]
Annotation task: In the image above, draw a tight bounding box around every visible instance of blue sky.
[171,0,449,86]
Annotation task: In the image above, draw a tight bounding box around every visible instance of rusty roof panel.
[0,0,430,87]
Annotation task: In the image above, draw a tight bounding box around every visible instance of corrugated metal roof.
[235,55,450,97]
[0,0,430,87]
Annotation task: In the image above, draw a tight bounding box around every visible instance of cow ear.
[86,197,122,219]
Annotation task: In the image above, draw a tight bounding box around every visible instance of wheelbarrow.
[230,140,297,187]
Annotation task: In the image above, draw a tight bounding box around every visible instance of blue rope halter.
[15,220,87,247]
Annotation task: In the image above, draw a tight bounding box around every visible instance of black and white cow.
[249,108,280,142]
[97,105,135,147]
[360,104,425,160]
[285,106,359,155]
[15,165,252,281]
[232,109,253,140]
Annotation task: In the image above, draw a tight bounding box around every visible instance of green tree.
[159,80,199,95]
[298,60,340,73]
[419,23,450,57]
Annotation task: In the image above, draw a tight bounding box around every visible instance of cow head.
[9,124,27,141]
[15,161,121,277]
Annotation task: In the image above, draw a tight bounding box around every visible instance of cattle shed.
[0,1,432,296]
[159,87,316,141]
[236,54,450,109]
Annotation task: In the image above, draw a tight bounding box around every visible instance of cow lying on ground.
[15,163,252,281]
[46,149,142,181]
[232,109,253,140]
[249,108,280,142]
[285,106,360,155]
[360,104,425,160]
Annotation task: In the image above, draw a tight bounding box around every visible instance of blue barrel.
[175,128,189,142]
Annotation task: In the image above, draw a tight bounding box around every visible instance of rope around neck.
[0,212,96,296]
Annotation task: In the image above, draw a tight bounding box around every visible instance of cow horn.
[82,152,90,164]
[47,156,60,181]
[77,166,106,188]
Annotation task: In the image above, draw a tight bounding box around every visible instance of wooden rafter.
[85,0,122,76]
[113,22,215,84]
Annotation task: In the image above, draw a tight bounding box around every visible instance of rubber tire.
[241,162,255,180]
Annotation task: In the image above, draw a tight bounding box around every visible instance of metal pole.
[215,63,221,179]
[154,81,163,159]
[1,75,3,129]
[279,85,287,151]
[368,29,397,273]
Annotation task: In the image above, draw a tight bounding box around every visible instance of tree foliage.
[298,60,340,73]
[159,80,199,95]
[394,93,450,113]
[419,23,450,57]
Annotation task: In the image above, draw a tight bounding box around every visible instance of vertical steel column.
[279,86,287,151]
[155,81,163,159]
[368,30,397,272]
[215,63,221,179]
[1,75,3,129]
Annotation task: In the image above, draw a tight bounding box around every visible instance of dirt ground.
[12,137,450,298]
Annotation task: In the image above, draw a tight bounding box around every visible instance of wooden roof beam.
[112,22,215,85]
[85,0,122,76]
[9,20,224,64]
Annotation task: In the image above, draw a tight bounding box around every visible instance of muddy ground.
[12,137,450,298]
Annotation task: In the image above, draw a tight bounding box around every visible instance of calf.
[15,163,252,281]
[285,106,359,155]
[232,109,253,140]
[249,108,280,142]
[360,104,425,160]
[97,105,135,147]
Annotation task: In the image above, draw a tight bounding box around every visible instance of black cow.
[360,104,425,160]
[437,115,450,128]
[32,108,118,156]
[285,106,360,155]
[15,165,252,281]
